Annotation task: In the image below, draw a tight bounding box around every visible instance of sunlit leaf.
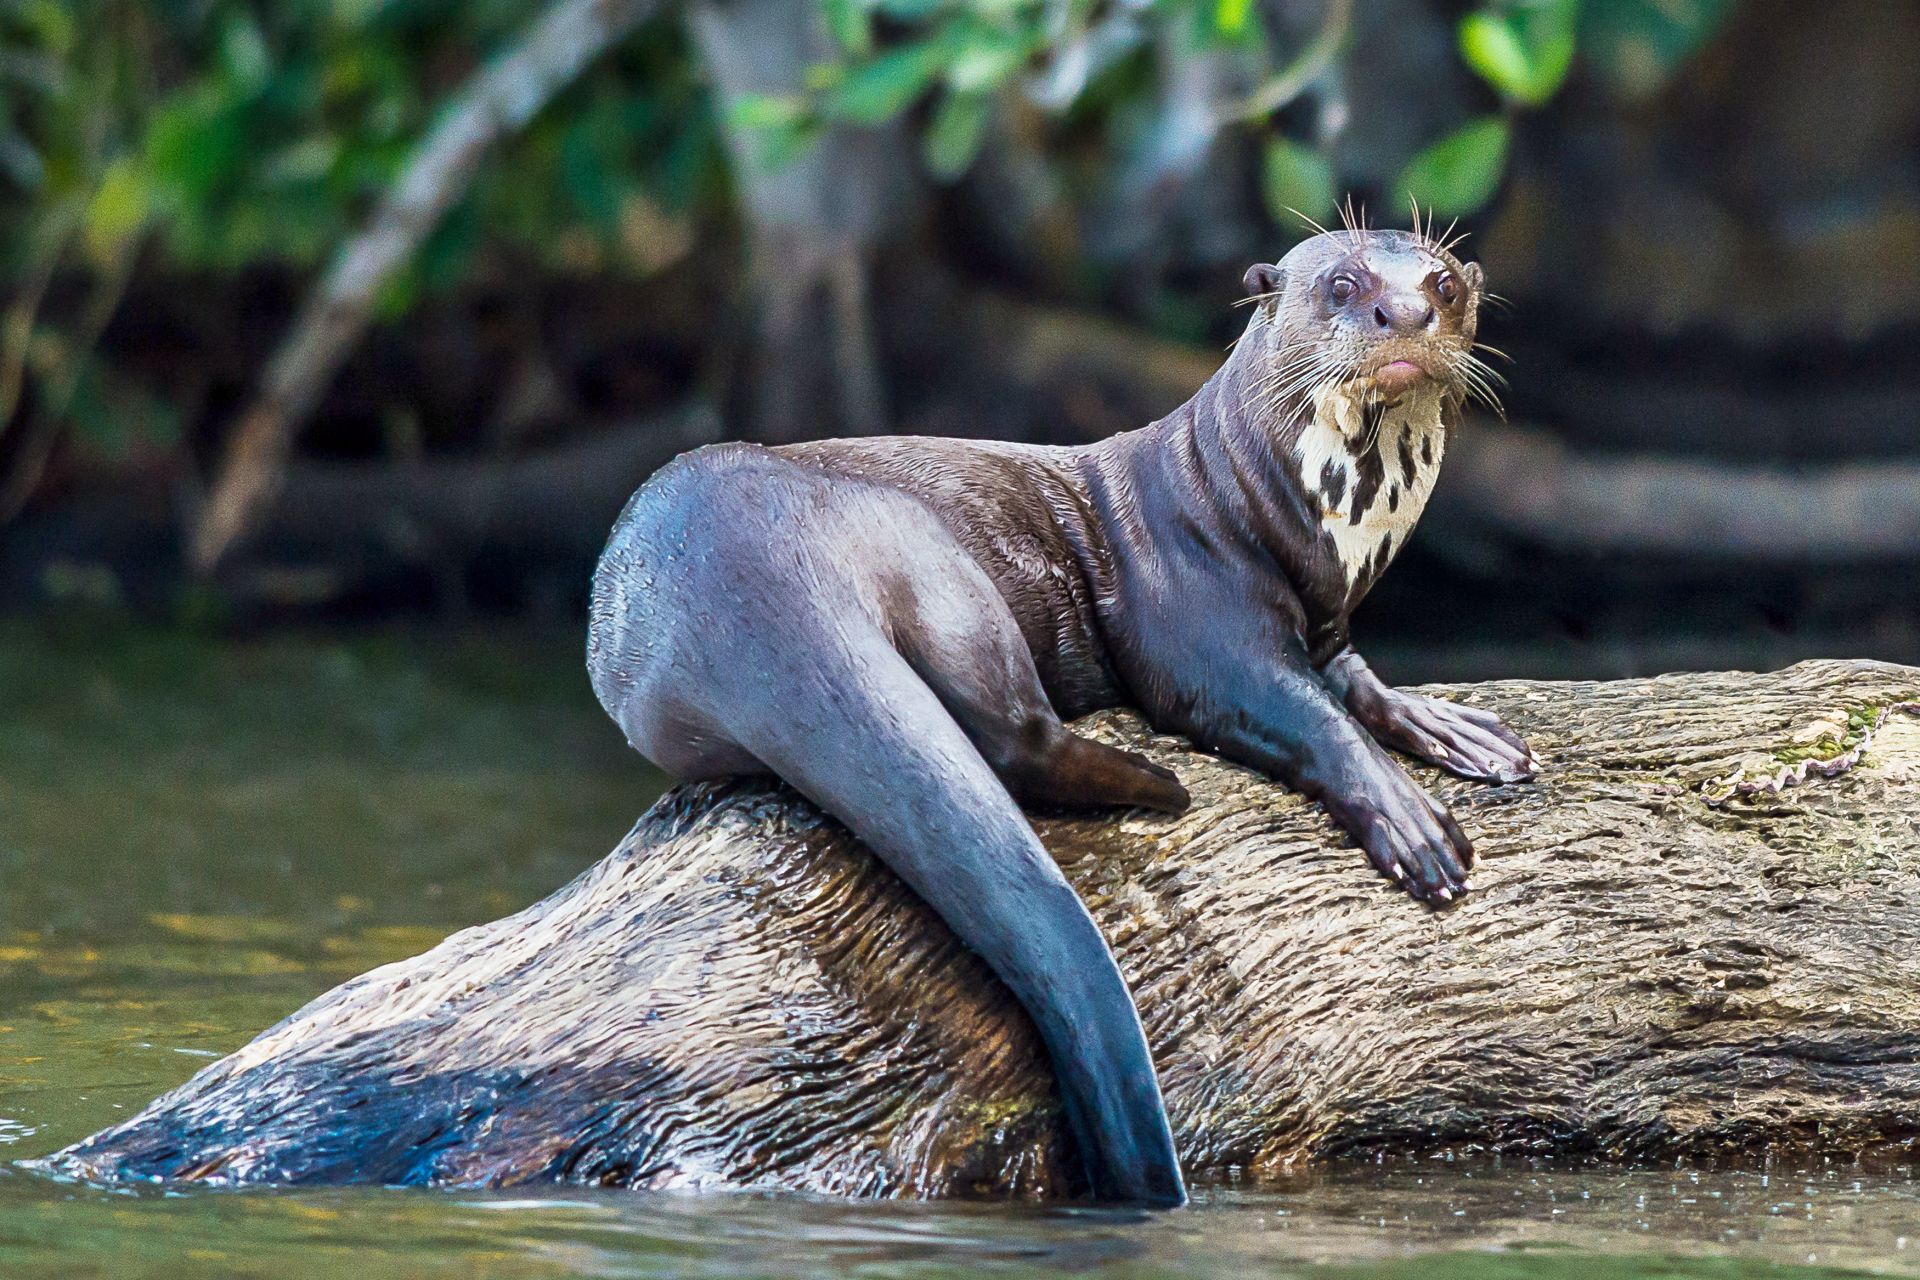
[946,30,1028,94]
[727,93,806,132]
[1458,1,1576,106]
[1260,136,1334,227]
[1394,115,1510,218]
[1458,13,1533,98]
[924,90,991,180]
[82,157,149,264]
[1215,0,1254,37]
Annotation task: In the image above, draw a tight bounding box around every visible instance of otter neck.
[1072,312,1450,651]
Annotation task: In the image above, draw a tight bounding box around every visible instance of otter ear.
[1242,262,1284,302]
[1462,261,1485,296]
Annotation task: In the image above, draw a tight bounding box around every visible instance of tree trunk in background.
[47,660,1920,1196]
[689,0,919,444]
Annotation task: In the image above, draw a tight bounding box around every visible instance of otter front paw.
[1327,761,1475,905]
[1357,689,1534,785]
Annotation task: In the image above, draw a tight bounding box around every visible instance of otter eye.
[1328,274,1359,304]
[1434,273,1460,304]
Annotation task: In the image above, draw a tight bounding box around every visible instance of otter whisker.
[1253,349,1351,427]
[1286,206,1334,238]
[1454,351,1508,419]
[1339,194,1371,249]
[1242,350,1337,422]
[1248,359,1339,425]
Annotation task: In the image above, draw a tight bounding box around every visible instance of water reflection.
[5,1167,1919,1277]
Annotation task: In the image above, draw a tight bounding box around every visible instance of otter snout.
[1372,295,1437,335]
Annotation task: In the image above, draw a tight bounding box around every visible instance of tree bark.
[688,0,917,445]
[44,660,1920,1197]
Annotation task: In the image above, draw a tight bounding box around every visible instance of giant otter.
[586,220,1534,1208]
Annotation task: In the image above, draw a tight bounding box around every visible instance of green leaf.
[727,93,806,132]
[144,86,247,207]
[827,43,945,125]
[822,0,872,57]
[18,0,74,58]
[750,119,819,173]
[219,13,273,94]
[1458,1,1577,106]
[1260,137,1334,227]
[923,90,991,180]
[1459,13,1534,99]
[1215,0,1254,37]
[260,136,340,186]
[1394,115,1511,218]
[83,157,149,264]
[946,31,1028,95]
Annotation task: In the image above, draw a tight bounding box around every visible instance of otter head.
[1241,226,1493,414]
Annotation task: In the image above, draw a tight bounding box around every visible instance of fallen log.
[43,660,1920,1197]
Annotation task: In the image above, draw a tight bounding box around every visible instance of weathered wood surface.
[45,660,1920,1197]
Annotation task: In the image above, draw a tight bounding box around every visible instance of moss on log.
[44,660,1920,1197]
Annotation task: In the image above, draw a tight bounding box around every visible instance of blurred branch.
[188,0,664,576]
[0,230,143,522]
[1223,0,1354,123]
[0,208,76,440]
[1432,425,1920,563]
[260,399,722,563]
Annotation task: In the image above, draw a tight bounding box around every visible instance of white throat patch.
[1294,381,1448,589]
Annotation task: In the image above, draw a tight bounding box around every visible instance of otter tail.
[741,642,1186,1207]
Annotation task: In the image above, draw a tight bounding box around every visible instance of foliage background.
[2,0,1915,678]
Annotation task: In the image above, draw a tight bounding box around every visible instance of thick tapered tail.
[742,644,1186,1206]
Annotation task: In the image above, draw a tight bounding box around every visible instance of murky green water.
[1,618,1917,1277]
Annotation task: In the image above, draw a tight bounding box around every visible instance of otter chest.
[1293,385,1447,593]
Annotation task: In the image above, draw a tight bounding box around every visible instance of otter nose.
[1373,296,1436,333]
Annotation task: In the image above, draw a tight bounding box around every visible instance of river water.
[1,618,1915,1278]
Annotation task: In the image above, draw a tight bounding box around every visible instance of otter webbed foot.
[1357,687,1534,784]
[1320,752,1476,905]
[1323,647,1534,784]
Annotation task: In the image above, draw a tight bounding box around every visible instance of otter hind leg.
[1008,731,1191,815]
[893,593,1188,815]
